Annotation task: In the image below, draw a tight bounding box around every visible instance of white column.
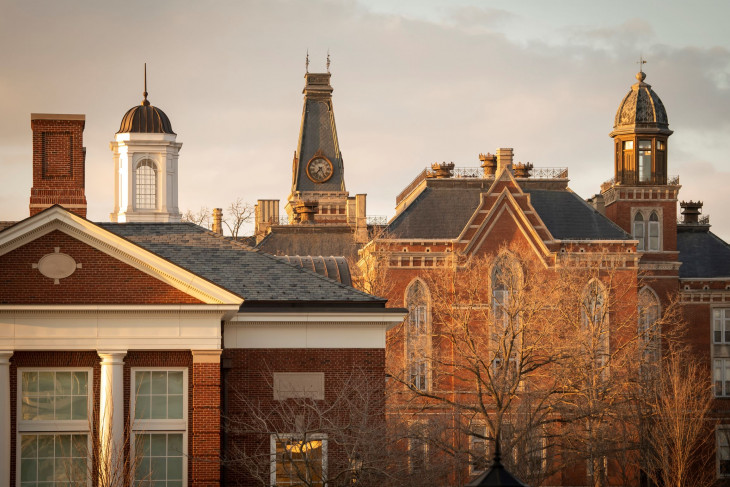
[0,351,11,487]
[98,351,126,481]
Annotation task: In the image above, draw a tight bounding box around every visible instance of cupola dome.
[117,97,175,135]
[610,71,671,137]
[116,65,175,135]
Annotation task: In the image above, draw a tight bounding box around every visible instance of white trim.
[229,311,405,324]
[224,321,387,349]
[0,206,242,305]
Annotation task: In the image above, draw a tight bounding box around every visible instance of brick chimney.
[212,208,223,234]
[29,114,87,217]
[496,148,514,175]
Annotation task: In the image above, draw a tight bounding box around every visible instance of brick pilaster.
[191,351,222,487]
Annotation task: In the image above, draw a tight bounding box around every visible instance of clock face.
[306,156,334,183]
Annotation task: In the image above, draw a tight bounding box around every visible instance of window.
[408,437,428,473]
[638,287,661,368]
[718,427,730,477]
[714,309,730,344]
[18,370,92,486]
[638,139,652,182]
[469,425,489,474]
[715,359,730,397]
[648,212,660,251]
[132,369,187,486]
[633,213,645,251]
[136,160,157,210]
[582,280,609,371]
[405,279,431,391]
[271,434,327,486]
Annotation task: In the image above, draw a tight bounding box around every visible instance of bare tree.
[181,206,211,229]
[224,365,395,487]
[224,198,255,239]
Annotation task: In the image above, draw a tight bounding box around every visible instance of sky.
[1,0,729,237]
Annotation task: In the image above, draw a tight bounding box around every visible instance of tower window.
[638,139,652,182]
[633,213,645,251]
[135,160,157,210]
[648,212,660,251]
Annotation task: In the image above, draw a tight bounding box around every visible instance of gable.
[0,229,204,305]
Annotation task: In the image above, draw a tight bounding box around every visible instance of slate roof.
[524,189,630,240]
[256,225,360,259]
[96,222,384,306]
[276,256,353,286]
[677,227,730,279]
[386,182,630,241]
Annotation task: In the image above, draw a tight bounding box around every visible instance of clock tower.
[285,70,349,224]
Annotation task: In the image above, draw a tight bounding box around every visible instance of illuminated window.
[136,160,157,210]
[271,434,326,486]
[18,370,92,485]
[638,139,652,182]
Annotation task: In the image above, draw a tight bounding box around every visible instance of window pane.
[23,372,39,394]
[37,397,54,420]
[168,372,183,395]
[39,372,54,393]
[137,371,151,395]
[71,395,87,420]
[623,140,634,150]
[151,395,167,419]
[55,372,71,395]
[151,434,167,456]
[168,395,183,419]
[151,372,167,395]
[55,396,72,420]
[73,372,88,395]
[167,434,183,455]
[639,139,652,149]
[136,395,151,420]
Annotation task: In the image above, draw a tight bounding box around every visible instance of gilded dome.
[611,71,671,136]
[117,94,175,135]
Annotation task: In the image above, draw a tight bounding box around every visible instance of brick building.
[0,89,403,487]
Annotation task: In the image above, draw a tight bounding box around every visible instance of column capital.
[0,351,12,366]
[97,350,127,365]
[192,349,222,364]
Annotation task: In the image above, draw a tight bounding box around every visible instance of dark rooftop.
[97,222,383,306]
[386,180,630,241]
[677,227,730,278]
[256,225,360,259]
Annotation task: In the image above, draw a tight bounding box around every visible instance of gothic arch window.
[490,254,523,387]
[405,279,431,391]
[135,159,157,210]
[633,210,662,252]
[638,286,661,367]
[582,279,609,365]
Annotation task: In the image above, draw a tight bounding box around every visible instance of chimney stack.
[496,148,514,175]
[680,200,704,224]
[255,199,280,243]
[212,208,223,234]
[29,114,87,217]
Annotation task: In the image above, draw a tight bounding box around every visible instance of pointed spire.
[305,50,310,74]
[326,49,331,73]
[142,63,150,106]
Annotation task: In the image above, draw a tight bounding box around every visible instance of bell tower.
[110,66,182,223]
[285,66,350,224]
[601,67,680,255]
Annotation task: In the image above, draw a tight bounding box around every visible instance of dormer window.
[638,139,652,182]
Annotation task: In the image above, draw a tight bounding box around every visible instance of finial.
[305,50,310,74]
[326,49,331,73]
[636,55,647,82]
[142,63,150,106]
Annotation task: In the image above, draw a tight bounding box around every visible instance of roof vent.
[479,153,497,177]
[680,200,704,224]
[513,162,533,178]
[427,162,455,179]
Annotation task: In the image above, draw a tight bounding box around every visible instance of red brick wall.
[0,230,203,304]
[191,361,221,487]
[30,117,87,218]
[221,348,385,487]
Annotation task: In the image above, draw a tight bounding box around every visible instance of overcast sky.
[2,0,729,238]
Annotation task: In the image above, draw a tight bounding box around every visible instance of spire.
[636,55,647,83]
[142,63,150,106]
[326,49,331,73]
[305,50,310,74]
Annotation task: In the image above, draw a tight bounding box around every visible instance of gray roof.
[524,189,630,240]
[386,183,630,241]
[677,228,730,279]
[276,256,352,286]
[97,222,383,306]
[256,225,360,259]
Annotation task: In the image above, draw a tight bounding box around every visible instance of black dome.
[117,102,175,135]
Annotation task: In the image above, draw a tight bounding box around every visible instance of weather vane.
[326,49,331,73]
[305,50,309,73]
[637,55,647,72]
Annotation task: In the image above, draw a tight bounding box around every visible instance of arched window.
[405,279,431,391]
[491,255,522,387]
[648,212,660,251]
[633,213,645,251]
[582,279,609,366]
[136,160,157,210]
[638,287,660,366]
